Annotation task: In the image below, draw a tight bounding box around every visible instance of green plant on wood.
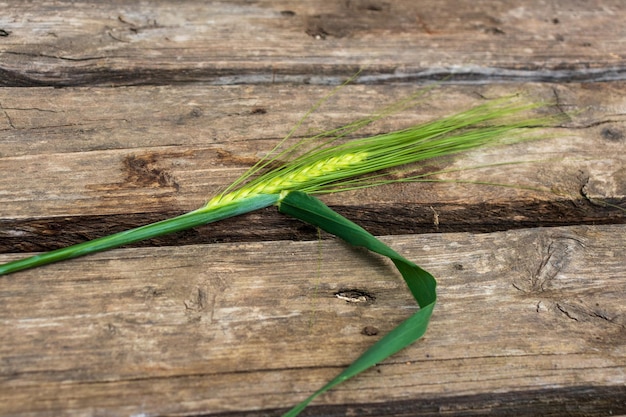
[0,83,555,415]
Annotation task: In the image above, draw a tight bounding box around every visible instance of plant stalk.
[0,194,280,276]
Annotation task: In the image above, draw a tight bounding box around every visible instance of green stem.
[0,194,280,276]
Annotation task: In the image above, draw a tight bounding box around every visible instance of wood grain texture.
[1,225,624,416]
[1,83,624,252]
[0,1,625,86]
[1,0,625,416]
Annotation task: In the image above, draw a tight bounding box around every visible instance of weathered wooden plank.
[1,82,624,251]
[0,0,625,86]
[1,1,625,416]
[1,224,624,416]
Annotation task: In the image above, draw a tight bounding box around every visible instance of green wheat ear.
[206,95,553,208]
[0,90,554,275]
[0,87,558,416]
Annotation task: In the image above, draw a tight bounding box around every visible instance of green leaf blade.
[278,191,437,416]
[0,194,280,276]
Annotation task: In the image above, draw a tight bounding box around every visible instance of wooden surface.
[1,1,625,416]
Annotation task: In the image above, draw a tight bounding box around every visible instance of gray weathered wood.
[1,1,625,86]
[1,1,625,416]
[0,224,624,416]
[1,83,624,252]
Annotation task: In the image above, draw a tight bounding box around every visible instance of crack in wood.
[556,302,579,321]
[256,386,626,417]
[3,66,626,88]
[2,197,624,253]
[512,233,587,307]
[555,301,624,328]
[1,106,59,113]
[1,50,106,62]
[0,100,16,129]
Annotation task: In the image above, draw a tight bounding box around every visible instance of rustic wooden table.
[1,1,625,416]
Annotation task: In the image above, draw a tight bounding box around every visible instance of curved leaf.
[278,191,437,416]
